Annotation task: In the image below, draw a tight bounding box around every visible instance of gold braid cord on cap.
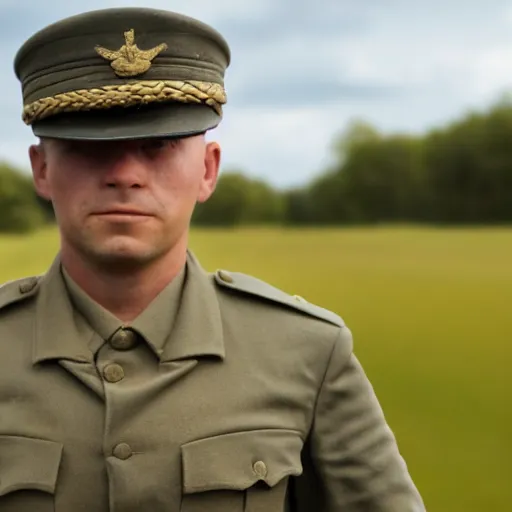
[22,80,227,125]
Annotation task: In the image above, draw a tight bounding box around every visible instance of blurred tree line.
[0,162,51,233]
[2,98,512,233]
[197,97,512,225]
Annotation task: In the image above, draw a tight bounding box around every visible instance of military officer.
[0,7,426,511]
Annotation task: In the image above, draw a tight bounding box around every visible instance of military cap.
[13,8,230,140]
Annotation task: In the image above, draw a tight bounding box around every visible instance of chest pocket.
[180,429,303,512]
[0,435,63,512]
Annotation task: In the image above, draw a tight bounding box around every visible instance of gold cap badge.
[95,29,167,77]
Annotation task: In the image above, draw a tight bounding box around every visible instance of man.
[0,7,425,511]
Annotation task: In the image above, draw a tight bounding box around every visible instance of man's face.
[30,135,220,270]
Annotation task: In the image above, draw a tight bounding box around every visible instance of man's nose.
[103,151,148,189]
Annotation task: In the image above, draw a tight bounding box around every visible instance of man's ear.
[29,140,52,201]
[197,141,221,203]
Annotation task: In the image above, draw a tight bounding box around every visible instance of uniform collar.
[61,266,121,347]
[130,262,186,357]
[32,250,225,364]
[158,250,225,362]
[32,254,96,364]
[61,261,187,357]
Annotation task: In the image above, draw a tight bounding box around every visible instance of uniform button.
[103,363,125,383]
[253,460,268,478]
[110,328,138,351]
[113,443,132,460]
[19,277,38,294]
[218,270,234,283]
[293,294,306,303]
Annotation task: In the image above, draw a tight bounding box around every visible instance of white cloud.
[15,0,276,27]
[213,105,342,188]
[3,0,512,187]
[470,46,512,98]
[0,139,34,173]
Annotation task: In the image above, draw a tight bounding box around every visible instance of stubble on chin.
[65,224,166,275]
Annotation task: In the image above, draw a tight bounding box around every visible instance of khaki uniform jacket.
[0,251,425,511]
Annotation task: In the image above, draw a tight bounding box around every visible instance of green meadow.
[1,226,510,511]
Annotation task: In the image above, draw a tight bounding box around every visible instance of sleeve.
[289,326,426,511]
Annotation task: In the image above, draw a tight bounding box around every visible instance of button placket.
[97,335,157,508]
[100,350,132,507]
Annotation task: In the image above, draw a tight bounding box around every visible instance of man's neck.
[60,245,187,323]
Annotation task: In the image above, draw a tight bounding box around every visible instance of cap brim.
[31,103,221,140]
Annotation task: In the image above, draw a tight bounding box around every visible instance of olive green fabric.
[62,262,186,356]
[13,8,230,140]
[0,250,425,511]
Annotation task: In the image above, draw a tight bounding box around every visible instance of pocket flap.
[181,429,303,494]
[0,436,63,496]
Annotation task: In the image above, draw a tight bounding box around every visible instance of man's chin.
[84,241,162,273]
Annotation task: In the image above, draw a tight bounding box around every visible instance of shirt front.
[0,251,425,512]
[0,251,230,511]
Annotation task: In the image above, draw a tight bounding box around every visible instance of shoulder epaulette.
[0,276,40,311]
[214,269,344,328]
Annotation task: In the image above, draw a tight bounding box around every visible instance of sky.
[2,0,512,189]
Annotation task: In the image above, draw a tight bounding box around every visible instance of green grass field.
[1,226,510,511]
